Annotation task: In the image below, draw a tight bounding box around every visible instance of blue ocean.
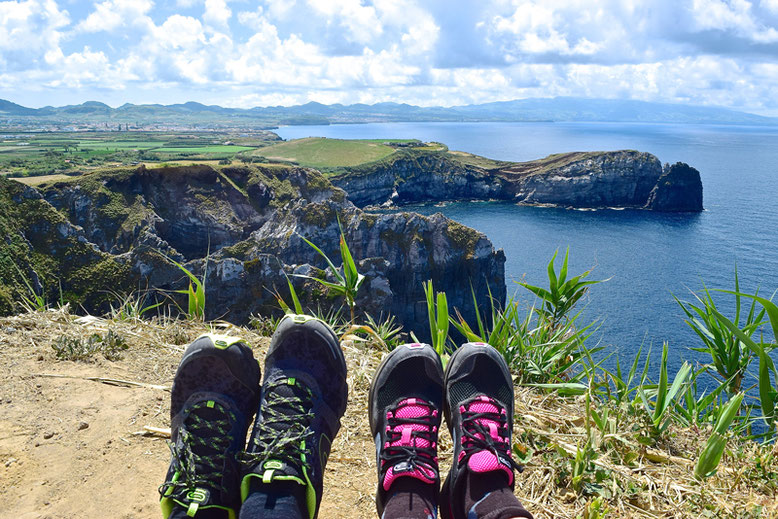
[276,122,778,374]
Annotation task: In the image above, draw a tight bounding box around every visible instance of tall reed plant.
[422,279,450,361]
[675,270,766,395]
[165,255,207,320]
[298,225,365,324]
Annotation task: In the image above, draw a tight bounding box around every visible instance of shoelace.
[379,398,439,483]
[459,396,522,473]
[241,378,315,469]
[160,401,235,496]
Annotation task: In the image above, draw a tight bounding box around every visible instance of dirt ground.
[0,311,470,519]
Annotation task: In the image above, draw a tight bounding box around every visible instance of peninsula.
[252,138,704,212]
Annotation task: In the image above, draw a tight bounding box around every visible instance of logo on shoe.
[186,488,209,503]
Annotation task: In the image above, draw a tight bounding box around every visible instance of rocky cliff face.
[0,176,132,314]
[0,165,505,336]
[332,150,703,212]
[644,162,704,212]
[333,153,508,206]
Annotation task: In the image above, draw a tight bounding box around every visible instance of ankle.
[240,480,307,519]
[382,478,437,519]
[462,472,532,519]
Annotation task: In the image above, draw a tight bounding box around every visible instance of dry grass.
[1,308,776,518]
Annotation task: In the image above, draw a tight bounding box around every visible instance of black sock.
[382,478,437,519]
[239,481,307,519]
[463,472,533,519]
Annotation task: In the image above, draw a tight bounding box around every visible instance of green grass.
[252,137,401,170]
[0,131,277,176]
[445,150,508,169]
[153,145,254,153]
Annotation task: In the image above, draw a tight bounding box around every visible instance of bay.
[276,122,778,374]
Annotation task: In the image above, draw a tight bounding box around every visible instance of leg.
[369,343,444,519]
[440,343,533,519]
[240,314,348,519]
[159,334,261,519]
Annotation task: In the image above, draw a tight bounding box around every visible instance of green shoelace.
[241,378,315,470]
[160,400,235,497]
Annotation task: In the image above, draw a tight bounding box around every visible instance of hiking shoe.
[440,342,522,519]
[160,334,261,519]
[240,314,347,519]
[369,342,444,517]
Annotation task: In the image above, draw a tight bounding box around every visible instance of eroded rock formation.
[331,149,703,211]
[0,165,505,336]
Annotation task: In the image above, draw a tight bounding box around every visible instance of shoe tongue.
[255,457,305,485]
[381,398,437,491]
[253,378,311,486]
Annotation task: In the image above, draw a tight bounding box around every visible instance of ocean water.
[276,122,778,375]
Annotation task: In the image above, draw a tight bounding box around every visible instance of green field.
[0,131,278,176]
[252,137,429,171]
[154,145,255,153]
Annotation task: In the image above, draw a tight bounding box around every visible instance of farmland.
[1,131,453,178]
[0,131,279,177]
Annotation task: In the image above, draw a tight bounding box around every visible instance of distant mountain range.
[1,97,776,128]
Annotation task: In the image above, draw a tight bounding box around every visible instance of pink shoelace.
[457,395,520,485]
[380,397,439,491]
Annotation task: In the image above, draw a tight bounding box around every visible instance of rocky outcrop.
[333,153,508,206]
[332,149,703,212]
[0,165,505,336]
[644,162,704,212]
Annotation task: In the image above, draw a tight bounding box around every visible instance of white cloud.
[689,0,778,43]
[77,0,154,32]
[203,0,230,28]
[0,0,70,70]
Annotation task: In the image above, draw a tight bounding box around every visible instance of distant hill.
[1,96,776,128]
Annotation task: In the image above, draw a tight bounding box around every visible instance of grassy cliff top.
[250,137,447,172]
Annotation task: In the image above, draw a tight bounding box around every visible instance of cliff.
[331,149,703,211]
[0,165,505,335]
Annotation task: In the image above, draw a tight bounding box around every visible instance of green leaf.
[301,236,344,284]
[720,291,778,348]
[547,249,559,297]
[524,382,588,396]
[286,275,303,314]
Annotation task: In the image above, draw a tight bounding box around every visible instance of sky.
[2,0,778,115]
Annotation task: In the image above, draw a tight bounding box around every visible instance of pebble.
[43,431,55,439]
[77,421,89,431]
[5,457,17,467]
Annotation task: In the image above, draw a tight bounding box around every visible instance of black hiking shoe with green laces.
[240,314,347,519]
[159,334,261,519]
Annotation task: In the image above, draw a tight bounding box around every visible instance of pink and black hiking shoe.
[441,342,527,519]
[369,343,444,518]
